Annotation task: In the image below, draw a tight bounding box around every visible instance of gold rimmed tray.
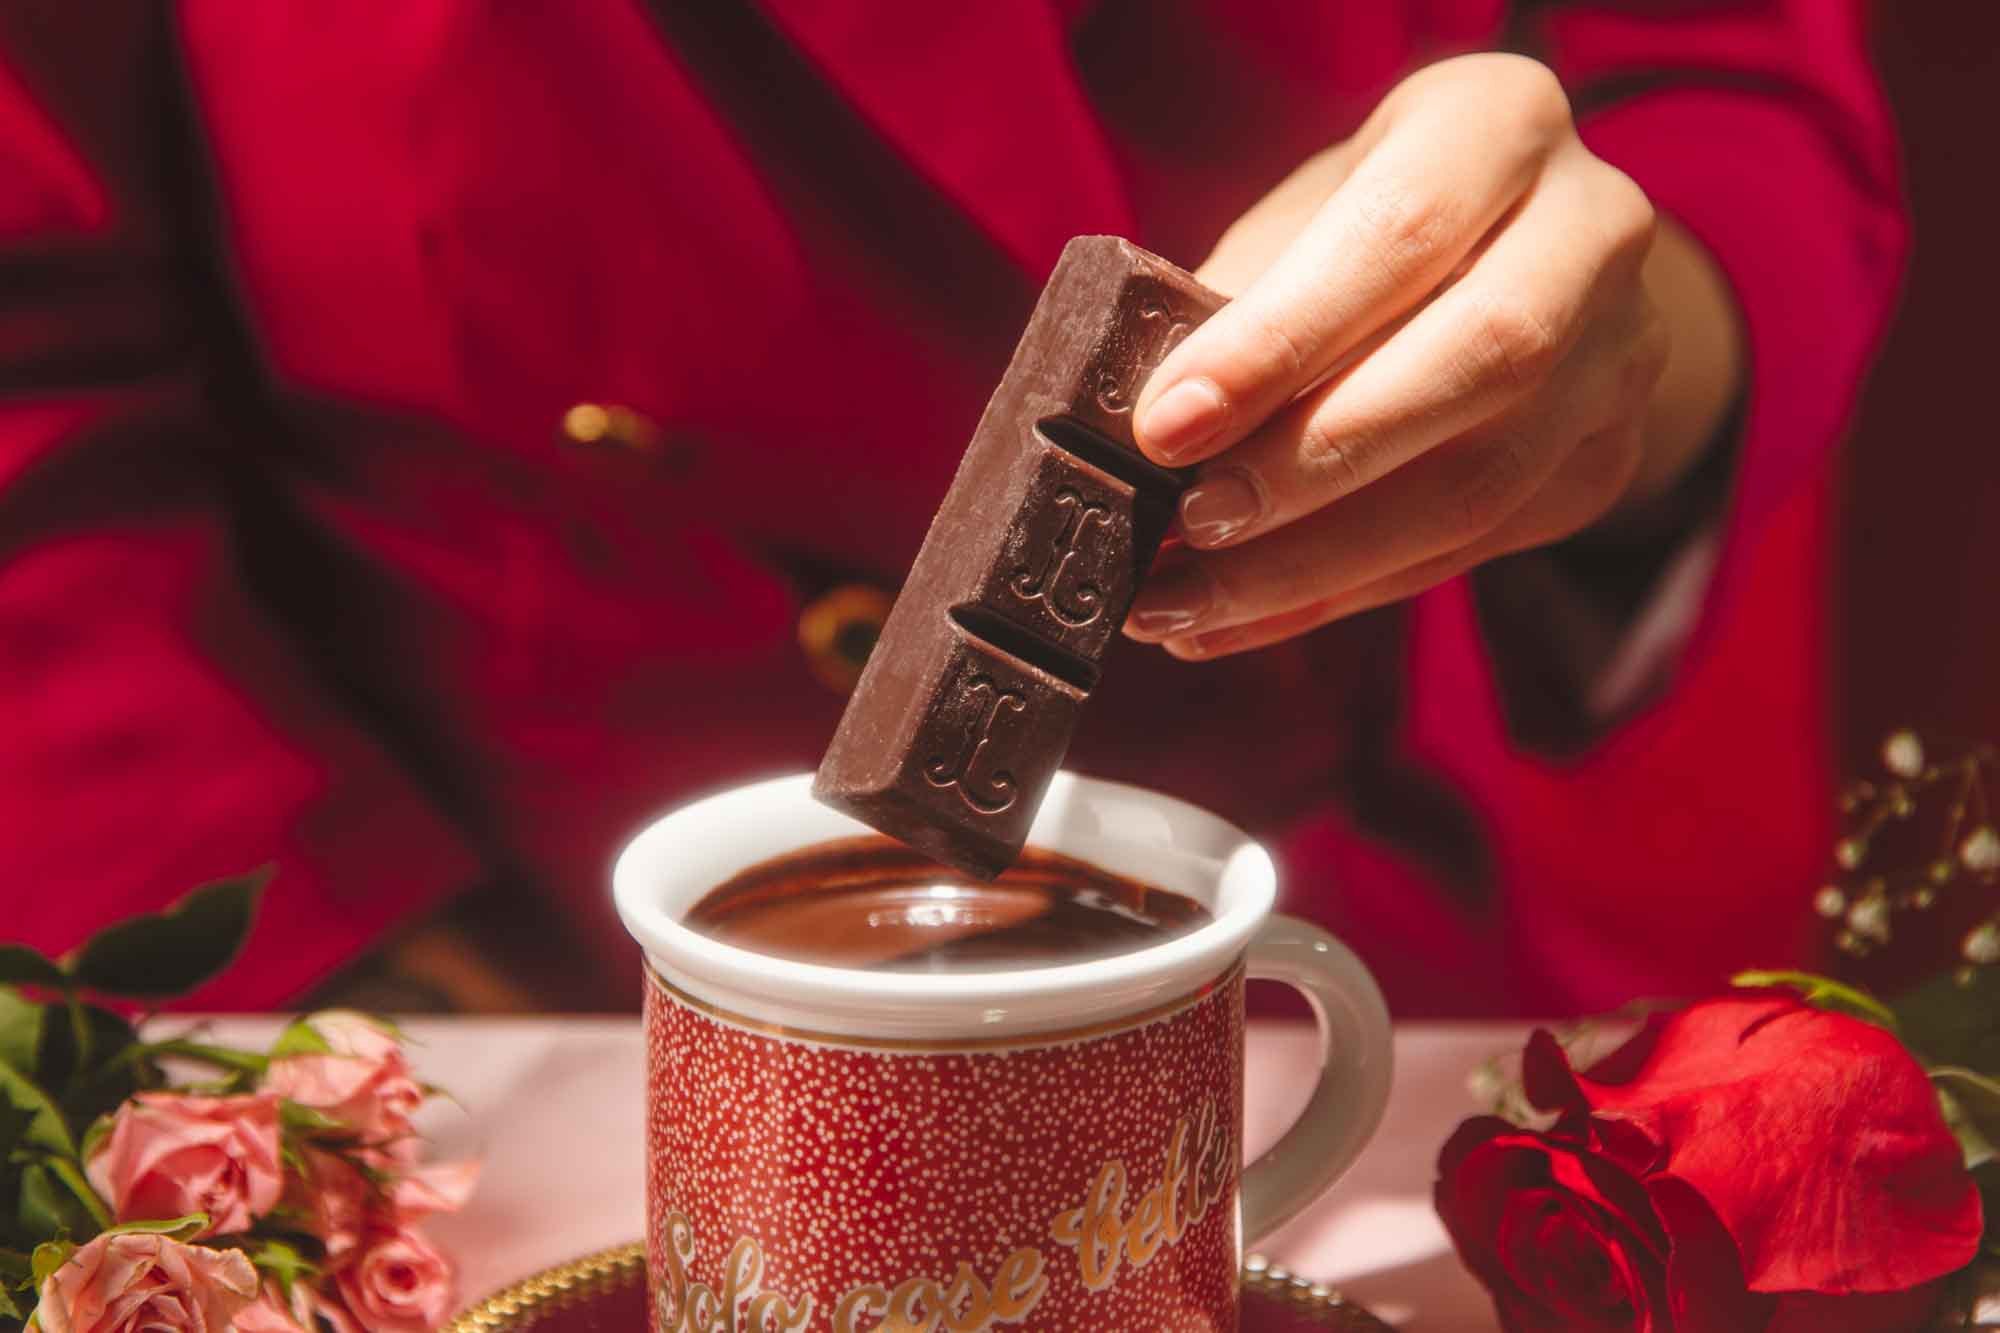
[444,1242,1392,1331]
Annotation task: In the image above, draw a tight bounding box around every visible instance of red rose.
[1435,994,1984,1332]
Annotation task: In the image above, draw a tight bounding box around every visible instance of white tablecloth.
[202,1017,1526,1331]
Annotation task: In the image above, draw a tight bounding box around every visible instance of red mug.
[614,773,1392,1332]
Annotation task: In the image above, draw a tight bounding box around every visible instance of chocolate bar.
[814,237,1225,877]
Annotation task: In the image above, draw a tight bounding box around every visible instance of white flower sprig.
[1815,730,1999,980]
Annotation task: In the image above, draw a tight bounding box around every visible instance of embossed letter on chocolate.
[814,237,1225,877]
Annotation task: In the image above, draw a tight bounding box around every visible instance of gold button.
[561,402,662,453]
[798,584,894,693]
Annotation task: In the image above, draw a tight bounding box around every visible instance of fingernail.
[1126,565,1214,638]
[1165,627,1241,660]
[1138,377,1226,461]
[1179,469,1263,548]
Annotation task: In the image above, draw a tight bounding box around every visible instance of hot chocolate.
[683,835,1210,972]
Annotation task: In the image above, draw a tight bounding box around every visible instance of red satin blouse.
[0,1,1906,1014]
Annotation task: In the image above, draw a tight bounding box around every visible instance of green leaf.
[269,1018,331,1060]
[0,952,62,995]
[1977,1165,1998,1257]
[101,1214,206,1242]
[68,869,270,999]
[139,1039,266,1077]
[0,1069,72,1159]
[1731,970,1899,1030]
[1894,965,2000,1075]
[0,1251,24,1319]
[38,1003,129,1090]
[38,1004,137,1122]
[248,1237,318,1298]
[278,1101,346,1137]
[0,992,43,1077]
[74,1117,111,1168]
[1942,1095,1994,1170]
[1936,1067,2000,1170]
[16,1166,89,1245]
[38,1162,105,1234]
[0,1101,31,1161]
[27,1240,71,1289]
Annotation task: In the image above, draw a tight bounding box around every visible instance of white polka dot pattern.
[644,967,1246,1332]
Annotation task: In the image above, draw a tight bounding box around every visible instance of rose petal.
[290,1279,368,1333]
[1563,998,1982,1292]
[291,1149,373,1265]
[1437,1124,1561,1318]
[1586,1114,1666,1178]
[85,1094,283,1240]
[231,1284,307,1333]
[38,1234,260,1333]
[309,1011,404,1063]
[1438,1119,1671,1332]
[336,1226,456,1333]
[389,1159,483,1219]
[1522,1030,1590,1115]
[264,1055,381,1110]
[1549,1147,1668,1260]
[1647,1174,1777,1333]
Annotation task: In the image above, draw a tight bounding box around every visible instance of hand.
[1122,54,1695,660]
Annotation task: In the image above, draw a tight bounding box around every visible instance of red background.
[1839,7,2000,764]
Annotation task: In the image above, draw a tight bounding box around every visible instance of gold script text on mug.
[655,1099,1233,1332]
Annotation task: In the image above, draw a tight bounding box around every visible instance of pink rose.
[287,1279,366,1333]
[232,1279,374,1333]
[290,1149,478,1268]
[264,1011,424,1145]
[291,1148,373,1266]
[231,1285,306,1333]
[85,1093,283,1238]
[388,1158,482,1222]
[334,1226,457,1333]
[36,1233,260,1333]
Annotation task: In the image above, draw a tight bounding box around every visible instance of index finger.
[1131,58,1571,467]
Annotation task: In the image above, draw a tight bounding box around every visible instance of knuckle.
[1464,293,1564,397]
[1200,564,1241,620]
[1593,165,1658,259]
[1205,554,1284,624]
[1392,54,1469,103]
[1268,549,1326,610]
[1352,180,1457,281]
[1562,428,1646,528]
[1497,56,1573,137]
[1454,438,1533,535]
[1296,415,1372,498]
[1247,309,1311,384]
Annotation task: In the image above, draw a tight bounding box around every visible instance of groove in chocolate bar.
[1034,416,1189,497]
[948,605,1102,694]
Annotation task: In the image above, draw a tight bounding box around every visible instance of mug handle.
[1239,913,1394,1243]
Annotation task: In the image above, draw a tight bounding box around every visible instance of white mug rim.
[612,772,1276,1036]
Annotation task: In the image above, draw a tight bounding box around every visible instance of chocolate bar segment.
[815,237,1225,877]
